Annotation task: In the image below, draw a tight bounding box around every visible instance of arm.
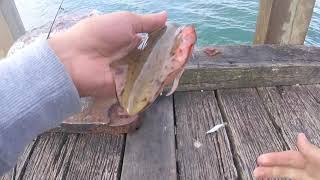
[0,39,81,174]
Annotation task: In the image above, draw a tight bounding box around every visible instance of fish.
[111,23,197,116]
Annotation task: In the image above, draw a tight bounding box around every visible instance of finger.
[257,151,306,168]
[253,166,305,179]
[297,133,320,160]
[132,11,167,33]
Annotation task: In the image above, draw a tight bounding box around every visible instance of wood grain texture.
[21,133,78,180]
[174,91,237,180]
[121,96,176,180]
[174,45,320,92]
[7,133,124,180]
[62,134,124,180]
[254,0,315,44]
[217,88,286,180]
[258,85,320,148]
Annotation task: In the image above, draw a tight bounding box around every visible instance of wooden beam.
[164,45,320,92]
[254,0,315,45]
[0,0,25,58]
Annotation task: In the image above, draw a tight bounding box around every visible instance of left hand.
[253,133,320,180]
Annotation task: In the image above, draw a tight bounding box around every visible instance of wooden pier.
[1,0,319,179]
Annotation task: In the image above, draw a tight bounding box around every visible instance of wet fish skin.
[111,23,197,116]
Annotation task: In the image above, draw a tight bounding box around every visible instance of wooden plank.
[217,88,286,179]
[258,85,320,148]
[121,96,176,180]
[174,91,237,180]
[0,0,25,57]
[176,45,320,92]
[254,0,315,44]
[62,134,124,180]
[21,132,78,179]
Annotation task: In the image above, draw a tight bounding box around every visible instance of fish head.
[162,24,197,86]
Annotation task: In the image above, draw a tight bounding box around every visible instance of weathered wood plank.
[62,134,124,180]
[121,96,176,180]
[174,91,237,180]
[15,139,39,180]
[258,85,320,148]
[254,0,315,44]
[21,133,78,180]
[217,88,286,179]
[175,45,320,92]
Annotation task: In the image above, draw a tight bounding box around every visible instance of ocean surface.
[14,0,320,47]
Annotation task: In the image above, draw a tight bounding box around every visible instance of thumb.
[132,11,167,33]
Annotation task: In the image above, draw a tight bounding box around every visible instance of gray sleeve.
[0,39,81,175]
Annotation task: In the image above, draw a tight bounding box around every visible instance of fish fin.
[166,69,185,96]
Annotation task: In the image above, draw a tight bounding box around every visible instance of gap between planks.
[214,90,243,180]
[216,88,286,180]
[257,85,320,148]
[174,91,238,180]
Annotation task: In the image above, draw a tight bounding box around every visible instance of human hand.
[253,133,320,180]
[48,11,167,98]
